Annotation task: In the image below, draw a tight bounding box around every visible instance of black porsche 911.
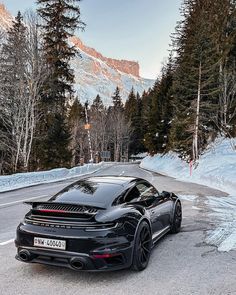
[15,176,182,271]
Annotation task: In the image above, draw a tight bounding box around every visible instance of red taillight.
[92,253,120,259]
[37,209,67,214]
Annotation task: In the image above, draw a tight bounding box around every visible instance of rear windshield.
[49,180,123,207]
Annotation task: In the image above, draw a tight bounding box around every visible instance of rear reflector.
[92,253,120,259]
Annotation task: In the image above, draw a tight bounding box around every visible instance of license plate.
[34,237,66,250]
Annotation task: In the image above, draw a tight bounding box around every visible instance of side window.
[124,182,159,204]
[112,189,130,205]
[125,186,141,203]
[136,183,159,201]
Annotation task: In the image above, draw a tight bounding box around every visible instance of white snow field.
[0,163,106,193]
[140,137,236,195]
[141,137,236,252]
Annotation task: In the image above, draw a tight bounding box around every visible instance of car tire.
[132,220,152,271]
[170,201,182,234]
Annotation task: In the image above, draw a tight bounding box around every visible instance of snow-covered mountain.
[70,37,154,105]
[0,3,154,105]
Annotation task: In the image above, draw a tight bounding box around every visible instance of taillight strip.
[37,209,67,213]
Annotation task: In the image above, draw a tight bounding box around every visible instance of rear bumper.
[15,246,132,271]
[15,224,134,271]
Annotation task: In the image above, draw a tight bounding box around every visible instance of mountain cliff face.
[70,37,154,105]
[70,36,140,77]
[0,4,154,105]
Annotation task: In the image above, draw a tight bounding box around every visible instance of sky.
[3,0,182,79]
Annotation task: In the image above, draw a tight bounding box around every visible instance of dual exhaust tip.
[18,250,85,270]
[18,250,34,262]
[70,258,84,270]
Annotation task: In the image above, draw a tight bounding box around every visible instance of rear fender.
[170,194,181,224]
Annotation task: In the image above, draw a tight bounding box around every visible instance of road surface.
[0,163,235,295]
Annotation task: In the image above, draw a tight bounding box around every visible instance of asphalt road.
[0,163,235,295]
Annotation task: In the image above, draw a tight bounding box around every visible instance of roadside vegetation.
[0,0,236,175]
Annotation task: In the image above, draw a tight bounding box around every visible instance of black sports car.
[15,176,182,271]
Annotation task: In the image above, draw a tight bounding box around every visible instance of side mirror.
[160,191,170,198]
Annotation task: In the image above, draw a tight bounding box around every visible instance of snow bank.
[0,163,105,193]
[180,194,236,252]
[141,138,236,252]
[140,137,236,195]
[205,195,236,252]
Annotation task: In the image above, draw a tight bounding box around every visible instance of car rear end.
[15,202,134,271]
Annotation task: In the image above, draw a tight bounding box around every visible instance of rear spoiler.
[24,201,106,210]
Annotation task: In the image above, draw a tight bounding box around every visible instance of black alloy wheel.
[170,201,182,234]
[132,221,152,271]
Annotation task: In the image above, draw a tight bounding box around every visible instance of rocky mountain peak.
[0,3,154,104]
[70,36,140,78]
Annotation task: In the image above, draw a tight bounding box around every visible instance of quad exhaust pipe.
[18,250,85,270]
[70,258,84,270]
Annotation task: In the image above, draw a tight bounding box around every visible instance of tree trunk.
[193,61,202,161]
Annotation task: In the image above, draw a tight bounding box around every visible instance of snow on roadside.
[0,163,106,193]
[140,137,236,252]
[140,137,236,195]
[180,194,236,252]
[205,195,236,252]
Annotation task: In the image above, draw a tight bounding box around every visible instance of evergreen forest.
[0,0,236,174]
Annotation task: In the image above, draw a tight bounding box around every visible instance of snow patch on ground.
[140,137,236,195]
[0,163,105,193]
[130,152,148,159]
[179,195,198,202]
[205,195,236,252]
[180,194,236,252]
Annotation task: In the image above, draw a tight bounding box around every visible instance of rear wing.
[24,201,106,210]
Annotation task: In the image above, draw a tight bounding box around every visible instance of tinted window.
[125,186,141,203]
[136,183,159,201]
[125,182,159,203]
[49,180,123,207]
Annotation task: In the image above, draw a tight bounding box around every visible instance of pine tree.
[42,113,72,168]
[125,87,137,121]
[90,95,108,153]
[142,58,174,155]
[37,0,85,110]
[216,0,236,137]
[68,98,85,166]
[125,88,145,155]
[169,0,227,160]
[112,86,123,110]
[140,89,152,152]
[0,12,28,172]
[108,87,129,161]
[36,0,85,169]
